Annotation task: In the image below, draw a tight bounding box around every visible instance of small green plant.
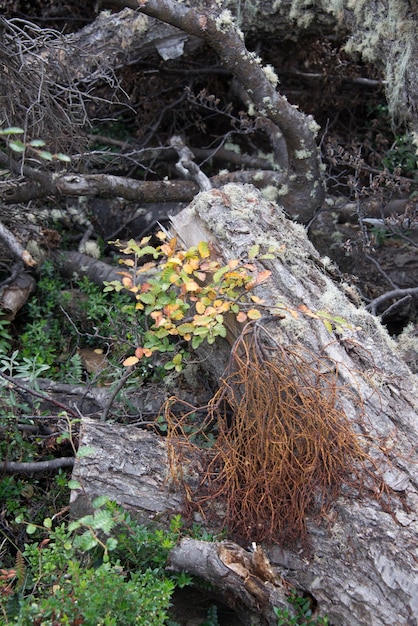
[274,593,329,626]
[0,316,12,353]
[2,499,192,625]
[104,234,274,371]
[0,126,71,163]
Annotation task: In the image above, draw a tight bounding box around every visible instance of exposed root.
[165,321,387,544]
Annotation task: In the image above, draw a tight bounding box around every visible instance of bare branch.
[0,370,80,419]
[1,457,75,473]
[0,222,37,267]
[366,287,418,316]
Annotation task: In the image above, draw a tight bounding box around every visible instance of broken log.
[72,183,418,626]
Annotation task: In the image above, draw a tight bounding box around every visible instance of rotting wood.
[72,183,418,626]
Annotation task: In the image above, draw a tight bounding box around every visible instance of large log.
[72,184,418,626]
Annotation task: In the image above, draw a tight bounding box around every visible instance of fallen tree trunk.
[72,183,418,626]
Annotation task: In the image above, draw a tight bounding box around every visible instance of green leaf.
[75,530,98,551]
[92,495,109,509]
[191,335,204,349]
[26,524,37,534]
[55,152,71,162]
[68,479,82,490]
[0,126,24,135]
[176,322,195,335]
[106,537,118,551]
[212,265,229,283]
[91,510,115,533]
[323,319,333,333]
[29,139,46,147]
[248,244,260,259]
[38,150,53,161]
[138,292,156,305]
[43,517,52,529]
[8,139,25,153]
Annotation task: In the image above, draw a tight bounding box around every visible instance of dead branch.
[0,272,36,320]
[1,457,75,474]
[167,538,290,626]
[0,222,36,267]
[366,286,418,316]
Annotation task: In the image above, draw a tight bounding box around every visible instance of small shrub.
[2,500,190,625]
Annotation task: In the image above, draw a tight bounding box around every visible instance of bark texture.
[72,183,418,626]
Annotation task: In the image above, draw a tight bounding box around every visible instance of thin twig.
[0,370,80,419]
[100,366,134,422]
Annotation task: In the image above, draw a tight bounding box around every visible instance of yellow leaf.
[250,295,264,304]
[123,356,139,366]
[196,300,206,314]
[247,309,262,320]
[323,320,333,333]
[155,230,167,240]
[198,241,210,258]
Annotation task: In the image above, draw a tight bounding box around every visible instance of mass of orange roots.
[165,322,381,544]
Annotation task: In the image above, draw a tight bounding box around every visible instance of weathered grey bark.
[72,183,418,625]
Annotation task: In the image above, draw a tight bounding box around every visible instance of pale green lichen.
[215,9,235,33]
[262,64,279,87]
[224,141,241,154]
[82,240,101,259]
[295,149,313,159]
[307,117,321,138]
[289,0,315,28]
[261,185,279,201]
[277,184,289,196]
[337,0,416,123]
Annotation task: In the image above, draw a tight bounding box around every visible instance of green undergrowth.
[0,499,193,625]
[0,260,153,385]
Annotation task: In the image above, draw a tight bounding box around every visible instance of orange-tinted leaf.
[185,280,200,292]
[254,269,272,285]
[138,261,156,272]
[123,356,139,366]
[194,271,206,282]
[236,311,247,323]
[122,276,133,288]
[228,259,240,270]
[298,304,319,318]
